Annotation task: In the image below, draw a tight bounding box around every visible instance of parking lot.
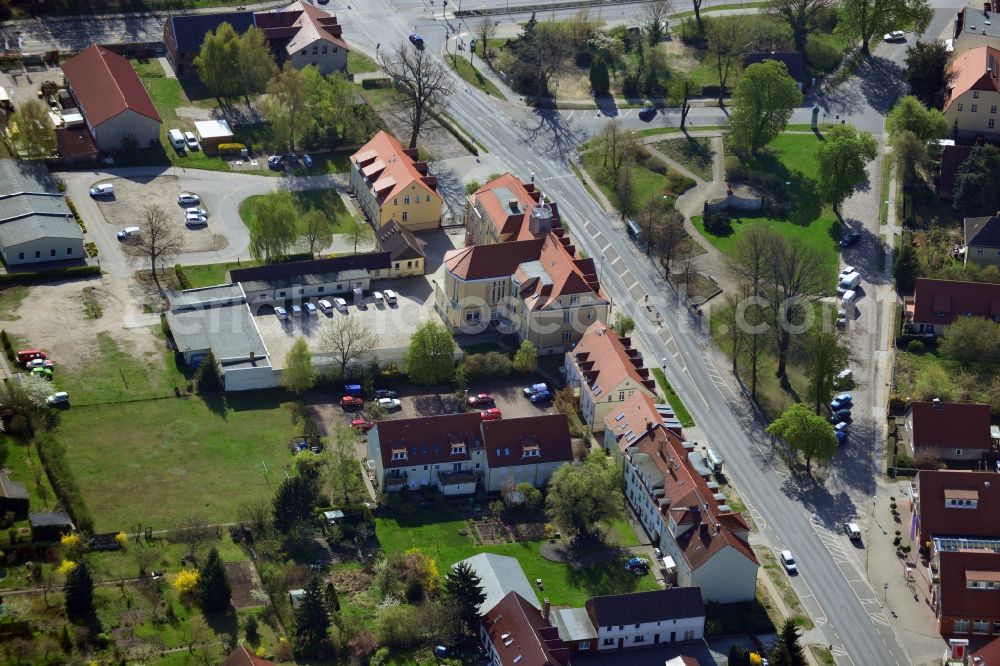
[90,175,227,252]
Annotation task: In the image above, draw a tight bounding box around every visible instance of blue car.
[523,382,548,397]
[828,409,853,424]
[830,393,853,411]
[834,429,848,445]
[529,390,553,404]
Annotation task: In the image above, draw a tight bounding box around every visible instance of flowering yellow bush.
[60,533,81,550]
[255,646,267,658]
[115,531,127,547]
[174,569,200,594]
[57,559,77,575]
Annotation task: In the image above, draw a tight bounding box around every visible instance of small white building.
[583,588,705,650]
[194,119,234,155]
[0,159,84,265]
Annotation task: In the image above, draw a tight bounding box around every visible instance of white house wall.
[689,546,758,603]
[94,110,160,152]
[3,236,84,265]
[592,615,704,650]
[288,39,347,75]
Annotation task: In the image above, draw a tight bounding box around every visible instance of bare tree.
[347,219,374,254]
[300,209,332,259]
[648,205,687,277]
[318,316,379,377]
[597,119,639,185]
[691,0,706,33]
[670,78,696,130]
[767,0,834,53]
[379,43,453,149]
[767,236,827,378]
[706,15,746,106]
[474,16,496,59]
[123,205,183,294]
[236,498,273,536]
[169,514,214,564]
[730,225,777,399]
[643,0,673,43]
[133,545,161,578]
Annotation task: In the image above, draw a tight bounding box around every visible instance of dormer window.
[452,444,466,455]
[523,447,540,458]
[944,488,979,509]
[391,450,407,461]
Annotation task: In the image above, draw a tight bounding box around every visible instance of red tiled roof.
[481,414,573,469]
[908,401,992,451]
[604,392,672,454]
[570,321,657,402]
[518,235,606,311]
[971,635,1000,665]
[938,550,1000,620]
[482,592,570,666]
[222,645,276,666]
[469,172,566,240]
[351,131,439,203]
[374,412,484,470]
[912,278,1000,327]
[62,45,161,126]
[444,238,545,280]
[256,1,348,52]
[945,46,1000,111]
[917,470,1000,540]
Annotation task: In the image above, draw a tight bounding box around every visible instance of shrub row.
[217,142,247,156]
[65,198,86,232]
[174,264,192,290]
[84,242,98,258]
[464,351,512,380]
[429,109,479,156]
[35,433,95,534]
[1,329,14,363]
[0,265,100,286]
[361,77,392,89]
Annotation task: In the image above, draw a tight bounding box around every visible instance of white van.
[117,226,140,241]
[168,128,185,150]
[838,271,861,292]
[89,183,114,197]
[842,289,857,306]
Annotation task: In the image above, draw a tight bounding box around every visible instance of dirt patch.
[175,105,215,122]
[92,175,228,253]
[658,39,699,75]
[225,560,264,609]
[329,567,373,596]
[550,61,593,100]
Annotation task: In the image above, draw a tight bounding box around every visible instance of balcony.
[385,473,408,489]
[437,469,478,486]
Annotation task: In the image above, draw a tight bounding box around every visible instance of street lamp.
[883,582,888,605]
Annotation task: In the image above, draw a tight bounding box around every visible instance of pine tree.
[196,548,232,613]
[443,561,487,634]
[60,624,73,653]
[892,239,918,293]
[64,561,94,624]
[196,351,223,393]
[777,618,806,666]
[324,581,340,614]
[295,577,330,657]
[272,474,318,533]
[589,59,610,96]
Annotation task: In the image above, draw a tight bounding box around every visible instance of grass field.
[654,136,714,180]
[581,150,694,215]
[651,368,695,427]
[58,389,299,531]
[348,50,381,74]
[177,260,257,288]
[447,54,505,98]
[240,189,360,237]
[376,505,658,608]
[0,285,28,320]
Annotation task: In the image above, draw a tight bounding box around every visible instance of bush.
[217,142,247,156]
[905,340,925,353]
[464,351,512,379]
[805,36,843,74]
[66,198,86,231]
[574,50,592,67]
[677,17,705,46]
[175,264,192,290]
[0,265,101,286]
[724,155,745,181]
[703,211,732,235]
[35,433,94,533]
[665,169,696,195]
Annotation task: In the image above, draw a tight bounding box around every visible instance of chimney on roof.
[249,350,256,363]
[646,419,653,435]
[543,598,550,621]
[508,198,520,212]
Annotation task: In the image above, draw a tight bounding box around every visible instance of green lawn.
[581,150,693,215]
[376,505,659,608]
[348,50,381,74]
[240,189,360,237]
[654,136,714,180]
[447,54,504,98]
[178,260,257,288]
[651,368,695,427]
[0,285,28,320]
[58,390,300,531]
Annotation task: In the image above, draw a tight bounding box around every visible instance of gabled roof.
[62,45,161,126]
[954,6,1000,40]
[374,412,484,470]
[482,592,570,666]
[570,321,657,400]
[444,238,545,280]
[742,51,805,83]
[911,278,1000,327]
[351,131,439,203]
[0,159,83,249]
[966,214,1000,249]
[469,172,564,240]
[971,635,1000,665]
[604,392,669,454]
[29,511,72,527]
[517,235,606,311]
[481,414,573,470]
[0,471,28,501]
[908,401,992,451]
[222,644,277,666]
[168,11,257,53]
[938,550,1000,619]
[945,46,1000,111]
[917,470,1000,539]
[229,252,390,289]
[454,553,539,614]
[585,588,704,627]
[376,218,424,261]
[256,1,348,53]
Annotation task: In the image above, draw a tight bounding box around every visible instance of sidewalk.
[0,0,288,27]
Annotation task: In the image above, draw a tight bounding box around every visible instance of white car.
[185,207,208,217]
[383,289,398,305]
[185,213,207,227]
[780,550,798,575]
[274,306,288,320]
[304,302,318,315]
[377,397,402,410]
[883,30,905,42]
[46,391,69,406]
[178,192,200,205]
[844,522,862,541]
[184,131,199,150]
[333,297,348,311]
[291,304,303,316]
[838,266,856,280]
[317,299,333,313]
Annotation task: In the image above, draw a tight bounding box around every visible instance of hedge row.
[0,265,100,286]
[66,197,87,232]
[217,142,247,156]
[175,263,192,290]
[35,433,95,534]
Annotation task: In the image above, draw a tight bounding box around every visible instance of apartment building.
[466,172,563,244]
[944,45,1000,139]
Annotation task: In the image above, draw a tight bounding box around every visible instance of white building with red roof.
[944,45,1000,139]
[466,172,565,244]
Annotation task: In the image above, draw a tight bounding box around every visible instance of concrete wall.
[223,365,281,391]
[93,109,161,152]
[690,545,758,603]
[2,236,84,265]
[946,90,1000,138]
[288,39,347,74]
[389,257,424,277]
[705,192,763,214]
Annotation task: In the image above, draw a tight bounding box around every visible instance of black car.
[267,155,283,171]
[638,104,657,121]
[375,389,398,399]
[828,409,853,424]
[839,231,862,248]
[409,33,425,49]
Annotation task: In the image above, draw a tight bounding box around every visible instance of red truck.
[16,349,46,366]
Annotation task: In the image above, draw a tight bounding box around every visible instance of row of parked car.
[16,349,67,405]
[275,290,399,320]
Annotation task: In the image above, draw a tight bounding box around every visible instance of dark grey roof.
[231,252,391,287]
[168,283,246,311]
[167,301,268,363]
[455,553,540,614]
[0,159,83,249]
[377,218,424,262]
[0,471,28,501]
[585,588,704,626]
[29,511,72,527]
[743,51,806,83]
[169,12,257,53]
[965,215,1000,249]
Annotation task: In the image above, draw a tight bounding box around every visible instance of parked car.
[480,407,502,421]
[26,358,54,369]
[638,104,657,120]
[185,207,208,218]
[383,289,398,305]
[780,550,798,575]
[117,226,140,241]
[529,390,553,404]
[318,299,333,313]
[344,384,363,396]
[830,393,853,411]
[838,266,856,280]
[268,155,284,170]
[523,382,548,397]
[828,409,852,424]
[844,522,862,541]
[839,231,862,248]
[883,30,905,42]
[624,557,649,573]
[274,306,288,320]
[333,297,348,312]
[46,391,69,406]
[184,131,199,150]
[377,397,402,410]
[408,33,425,48]
[89,183,114,197]
[178,192,200,205]
[375,389,398,399]
[834,428,848,445]
[185,213,207,227]
[340,395,364,409]
[16,349,46,365]
[350,418,374,431]
[304,302,318,315]
[31,367,53,380]
[291,304,303,317]
[467,393,494,407]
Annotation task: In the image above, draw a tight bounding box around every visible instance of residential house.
[564,321,657,434]
[435,234,610,353]
[603,391,682,461]
[908,278,1000,335]
[582,588,704,650]
[742,51,806,90]
[29,511,73,542]
[0,159,84,265]
[943,46,1000,139]
[454,553,540,615]
[62,45,162,152]
[914,470,1000,552]
[904,401,993,463]
[230,252,391,305]
[965,214,1000,267]
[367,413,573,495]
[164,11,257,75]
[350,131,443,232]
[481,592,570,666]
[222,645,277,666]
[466,172,564,245]
[0,471,29,521]
[376,218,425,277]
[951,5,1000,57]
[935,550,1000,638]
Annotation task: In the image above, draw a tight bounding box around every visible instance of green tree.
[729,60,802,155]
[194,22,241,100]
[837,0,933,56]
[614,313,636,337]
[196,547,232,614]
[774,618,807,666]
[300,67,362,148]
[892,237,918,292]
[237,27,276,99]
[705,14,746,106]
[512,340,538,374]
[272,474,318,533]
[196,351,223,393]
[589,59,610,95]
[64,561,94,624]
[766,403,838,474]
[11,99,56,157]
[938,317,1000,369]
[324,581,341,614]
[282,337,315,396]
[816,124,878,214]
[953,145,1000,216]
[262,63,309,152]
[443,561,487,634]
[294,577,331,658]
[516,482,543,510]
[546,449,621,536]
[248,193,298,263]
[405,321,456,385]
[300,209,332,259]
[886,96,948,142]
[802,330,848,415]
[904,40,952,109]
[892,129,928,189]
[347,219,373,254]
[767,0,834,54]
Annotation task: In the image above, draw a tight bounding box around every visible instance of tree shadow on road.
[821,55,906,119]
[521,106,589,163]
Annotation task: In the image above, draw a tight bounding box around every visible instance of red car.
[480,407,502,421]
[467,393,494,407]
[351,418,375,431]
[340,395,364,409]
